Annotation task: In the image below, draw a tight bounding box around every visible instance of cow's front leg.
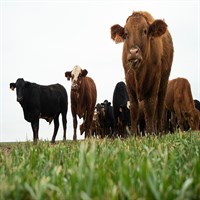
[31,120,39,143]
[73,116,77,141]
[84,113,93,138]
[144,97,157,134]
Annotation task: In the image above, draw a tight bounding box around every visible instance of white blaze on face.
[71,65,82,82]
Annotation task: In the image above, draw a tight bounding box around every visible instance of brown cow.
[111,11,174,135]
[80,110,100,138]
[165,77,200,132]
[65,65,97,140]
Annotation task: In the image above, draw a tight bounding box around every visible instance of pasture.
[0,132,200,200]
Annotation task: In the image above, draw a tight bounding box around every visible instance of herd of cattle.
[10,11,200,143]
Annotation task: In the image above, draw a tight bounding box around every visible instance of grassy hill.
[0,132,200,200]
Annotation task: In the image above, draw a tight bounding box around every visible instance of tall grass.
[0,132,200,200]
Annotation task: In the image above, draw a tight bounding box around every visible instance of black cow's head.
[65,65,88,91]
[102,100,111,112]
[10,78,31,104]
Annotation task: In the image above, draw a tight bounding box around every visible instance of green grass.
[0,132,200,200]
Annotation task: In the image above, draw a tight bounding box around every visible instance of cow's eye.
[124,32,128,40]
[143,28,147,35]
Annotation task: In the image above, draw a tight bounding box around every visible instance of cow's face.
[185,109,200,131]
[65,65,88,91]
[10,78,31,104]
[111,11,167,71]
[101,100,111,115]
[96,103,105,118]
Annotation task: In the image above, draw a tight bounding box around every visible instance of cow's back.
[161,30,174,76]
[82,77,97,109]
[166,78,194,111]
[40,84,68,115]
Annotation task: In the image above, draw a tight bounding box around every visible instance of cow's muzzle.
[127,46,142,70]
[17,96,23,103]
[71,83,79,91]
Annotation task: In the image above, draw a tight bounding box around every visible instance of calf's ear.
[10,83,16,91]
[111,24,125,44]
[148,19,167,37]
[65,71,72,80]
[81,69,88,77]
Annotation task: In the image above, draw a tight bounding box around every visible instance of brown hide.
[111,11,174,135]
[165,78,199,131]
[65,66,97,140]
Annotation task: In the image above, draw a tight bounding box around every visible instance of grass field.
[0,132,200,200]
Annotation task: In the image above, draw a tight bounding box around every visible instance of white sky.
[1,0,199,142]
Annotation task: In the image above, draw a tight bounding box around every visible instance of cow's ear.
[25,81,31,88]
[10,83,16,91]
[65,71,72,81]
[111,24,125,44]
[148,20,167,37]
[81,69,88,77]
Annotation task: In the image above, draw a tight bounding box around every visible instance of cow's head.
[10,78,31,104]
[185,109,200,131]
[111,11,167,71]
[101,100,114,120]
[65,65,88,91]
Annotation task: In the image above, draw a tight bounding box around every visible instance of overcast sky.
[1,0,199,142]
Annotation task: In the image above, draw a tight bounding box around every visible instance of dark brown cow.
[165,78,200,132]
[80,110,100,138]
[65,65,97,140]
[111,11,174,135]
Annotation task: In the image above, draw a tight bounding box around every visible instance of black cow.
[10,78,68,143]
[194,99,200,111]
[96,100,115,138]
[112,81,130,137]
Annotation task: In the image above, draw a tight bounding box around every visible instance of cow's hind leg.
[62,112,67,141]
[31,120,39,143]
[156,86,168,134]
[73,116,77,141]
[51,115,59,143]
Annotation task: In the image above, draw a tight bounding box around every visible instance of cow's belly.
[40,113,55,124]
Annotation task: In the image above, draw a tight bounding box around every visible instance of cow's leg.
[31,120,39,143]
[73,116,77,141]
[51,116,59,143]
[156,89,168,134]
[62,112,67,141]
[170,112,177,133]
[176,111,185,132]
[84,113,93,138]
[144,97,157,134]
